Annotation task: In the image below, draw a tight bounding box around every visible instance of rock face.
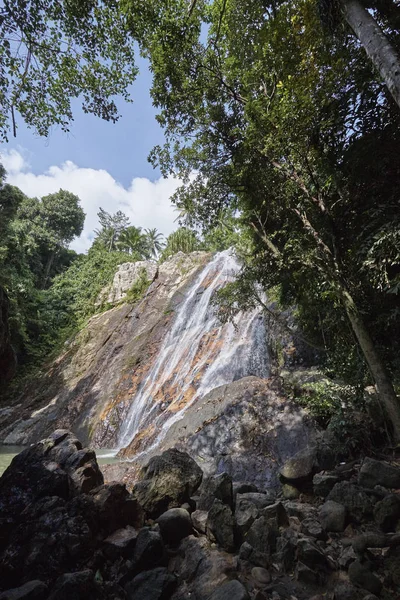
[105,261,158,304]
[132,376,318,490]
[0,252,211,446]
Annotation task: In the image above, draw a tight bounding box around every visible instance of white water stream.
[117,250,269,455]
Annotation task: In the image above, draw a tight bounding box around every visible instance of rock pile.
[1,431,400,599]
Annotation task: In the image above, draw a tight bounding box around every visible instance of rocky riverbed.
[0,430,400,600]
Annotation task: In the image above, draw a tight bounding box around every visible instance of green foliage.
[0,0,137,140]
[160,227,203,262]
[124,268,151,303]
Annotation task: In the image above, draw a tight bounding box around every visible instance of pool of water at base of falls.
[0,446,120,477]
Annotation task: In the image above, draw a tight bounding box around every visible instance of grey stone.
[295,561,319,584]
[348,561,382,595]
[124,567,176,600]
[197,472,233,511]
[191,510,208,534]
[156,507,192,546]
[284,501,317,521]
[251,567,271,585]
[233,482,258,496]
[280,446,316,482]
[300,517,327,540]
[358,457,400,489]
[133,528,165,571]
[235,497,259,541]
[236,492,275,509]
[102,526,138,560]
[209,580,250,600]
[327,482,373,522]
[313,473,339,497]
[47,571,98,600]
[297,538,329,570]
[0,581,48,600]
[206,499,235,552]
[281,484,300,499]
[319,500,347,532]
[338,545,357,569]
[260,502,289,527]
[373,494,400,532]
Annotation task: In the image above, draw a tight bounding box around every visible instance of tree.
[160,227,202,261]
[124,0,400,439]
[0,0,137,140]
[116,225,150,258]
[94,208,130,252]
[144,228,165,258]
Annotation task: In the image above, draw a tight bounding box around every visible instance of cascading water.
[117,250,269,457]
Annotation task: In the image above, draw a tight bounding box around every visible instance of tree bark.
[342,0,400,109]
[340,287,400,443]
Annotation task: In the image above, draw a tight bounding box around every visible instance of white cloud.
[0,149,179,253]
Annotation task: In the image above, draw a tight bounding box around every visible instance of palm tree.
[116,226,150,259]
[144,228,165,258]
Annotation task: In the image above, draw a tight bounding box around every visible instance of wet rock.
[0,581,48,600]
[300,517,327,540]
[358,457,400,489]
[191,510,208,534]
[280,446,316,483]
[132,528,165,571]
[207,499,235,552]
[133,448,203,518]
[234,497,259,542]
[348,561,382,595]
[319,500,346,532]
[156,508,192,546]
[251,567,271,585]
[102,526,138,560]
[328,482,373,523]
[209,580,250,600]
[197,473,233,510]
[373,494,400,532]
[47,570,99,600]
[125,567,176,600]
[236,492,275,509]
[313,473,339,497]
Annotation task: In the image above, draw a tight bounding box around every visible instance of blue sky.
[1,57,180,252]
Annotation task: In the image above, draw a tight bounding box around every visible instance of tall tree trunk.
[340,287,400,443]
[342,0,400,109]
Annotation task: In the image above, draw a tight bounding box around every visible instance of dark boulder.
[0,581,48,600]
[280,446,316,483]
[327,482,374,523]
[348,561,382,595]
[319,500,347,532]
[206,499,235,552]
[313,473,339,498]
[156,508,192,546]
[102,526,139,560]
[47,570,101,600]
[209,580,250,600]
[358,457,400,489]
[132,528,165,572]
[197,473,233,511]
[133,448,202,518]
[125,567,176,600]
[235,492,275,509]
[234,497,259,542]
[373,494,400,532]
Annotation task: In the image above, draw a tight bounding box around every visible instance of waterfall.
[117,250,269,456]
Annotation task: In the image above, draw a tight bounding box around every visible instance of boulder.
[251,567,271,585]
[102,526,138,560]
[373,494,400,532]
[327,482,374,522]
[281,484,300,499]
[209,580,250,600]
[197,473,233,511]
[47,571,99,600]
[207,499,235,552]
[260,502,289,527]
[156,508,192,546]
[191,510,208,534]
[236,492,275,509]
[235,497,259,542]
[358,457,400,489]
[273,528,298,572]
[133,449,203,518]
[313,473,339,498]
[88,483,144,534]
[124,567,176,600]
[297,538,329,570]
[280,446,316,483]
[0,581,48,600]
[319,500,346,532]
[284,501,317,521]
[348,561,382,595]
[132,528,165,572]
[300,517,327,540]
